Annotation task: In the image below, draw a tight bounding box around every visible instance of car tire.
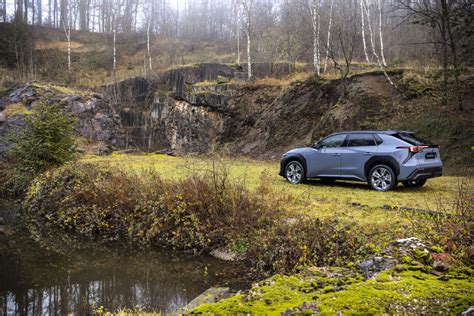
[285,160,305,184]
[402,179,427,188]
[368,164,397,191]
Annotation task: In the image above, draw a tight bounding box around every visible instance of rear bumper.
[406,166,443,180]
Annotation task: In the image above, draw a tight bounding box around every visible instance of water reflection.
[0,232,250,315]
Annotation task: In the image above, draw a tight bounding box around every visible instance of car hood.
[283,147,313,156]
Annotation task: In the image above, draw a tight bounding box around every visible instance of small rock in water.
[210,247,243,261]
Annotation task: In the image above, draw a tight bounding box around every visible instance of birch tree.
[377,0,387,66]
[309,0,321,75]
[360,0,370,63]
[363,0,399,91]
[232,0,241,65]
[145,8,153,72]
[323,0,334,73]
[240,0,253,79]
[60,0,73,71]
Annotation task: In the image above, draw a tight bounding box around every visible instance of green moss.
[2,102,31,118]
[192,268,473,315]
[31,82,88,95]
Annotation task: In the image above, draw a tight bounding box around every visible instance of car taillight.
[397,145,429,153]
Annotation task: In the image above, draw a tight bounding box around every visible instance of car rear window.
[393,133,430,145]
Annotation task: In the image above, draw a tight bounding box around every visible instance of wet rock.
[359,256,396,279]
[432,253,455,272]
[282,301,321,315]
[210,247,244,261]
[96,145,112,156]
[179,287,230,313]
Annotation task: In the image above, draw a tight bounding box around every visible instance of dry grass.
[81,153,468,226]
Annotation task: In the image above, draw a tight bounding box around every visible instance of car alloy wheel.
[285,161,304,184]
[369,165,396,191]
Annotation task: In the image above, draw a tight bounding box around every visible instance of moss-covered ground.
[190,266,473,315]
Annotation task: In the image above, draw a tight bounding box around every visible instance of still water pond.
[0,231,251,315]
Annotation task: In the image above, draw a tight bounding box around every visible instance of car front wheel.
[402,179,427,188]
[368,164,397,191]
[285,161,305,184]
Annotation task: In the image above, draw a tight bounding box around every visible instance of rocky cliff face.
[1,64,472,164]
[0,83,126,157]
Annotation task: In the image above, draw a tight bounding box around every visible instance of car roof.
[330,130,414,136]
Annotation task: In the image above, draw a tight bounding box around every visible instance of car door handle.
[364,152,372,156]
[332,153,340,157]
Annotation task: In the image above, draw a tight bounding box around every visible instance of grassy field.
[82,152,470,226]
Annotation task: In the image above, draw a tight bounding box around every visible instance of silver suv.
[279,130,442,191]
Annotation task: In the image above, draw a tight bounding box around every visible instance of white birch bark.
[323,0,334,73]
[147,18,153,71]
[363,0,398,89]
[61,5,72,71]
[237,16,241,65]
[246,23,251,78]
[233,0,241,65]
[241,0,252,79]
[113,25,116,73]
[360,0,370,63]
[377,0,387,66]
[309,0,320,75]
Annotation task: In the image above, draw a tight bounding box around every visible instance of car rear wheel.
[285,161,305,184]
[402,179,427,188]
[368,164,397,191]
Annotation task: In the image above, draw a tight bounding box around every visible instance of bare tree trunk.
[442,0,462,111]
[360,0,370,63]
[60,0,71,71]
[310,0,321,74]
[143,53,147,78]
[53,0,57,26]
[363,0,400,92]
[113,26,116,75]
[246,23,251,78]
[232,0,241,65]
[2,0,6,22]
[48,0,51,25]
[237,25,240,65]
[377,0,387,66]
[241,0,252,79]
[59,0,67,28]
[147,19,153,71]
[323,0,334,73]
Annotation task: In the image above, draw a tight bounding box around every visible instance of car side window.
[320,134,346,148]
[347,134,376,147]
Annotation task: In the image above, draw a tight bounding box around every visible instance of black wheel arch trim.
[365,156,400,178]
[280,154,308,177]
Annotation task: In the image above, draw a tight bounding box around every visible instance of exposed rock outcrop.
[0,83,126,157]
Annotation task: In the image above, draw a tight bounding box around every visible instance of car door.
[339,133,378,180]
[306,134,347,178]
